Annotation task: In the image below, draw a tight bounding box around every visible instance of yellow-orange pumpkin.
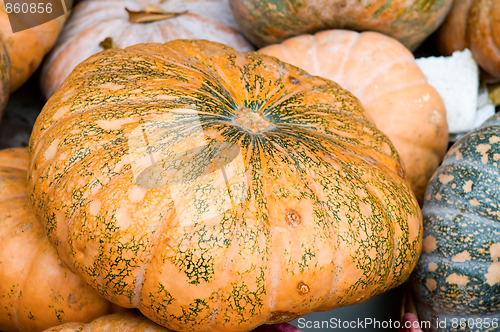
[29,39,422,331]
[259,30,448,204]
[0,147,113,332]
[437,0,500,82]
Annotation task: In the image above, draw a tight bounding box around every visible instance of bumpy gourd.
[410,112,500,331]
[437,0,500,81]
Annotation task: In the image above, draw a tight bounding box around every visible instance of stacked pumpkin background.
[0,0,498,331]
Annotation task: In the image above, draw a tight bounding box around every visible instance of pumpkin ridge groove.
[269,128,403,297]
[349,58,417,98]
[335,32,360,85]
[276,125,399,171]
[0,193,28,203]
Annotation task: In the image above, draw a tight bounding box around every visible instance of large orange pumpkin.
[229,0,453,50]
[29,39,422,331]
[40,0,253,99]
[0,147,113,332]
[437,0,500,82]
[259,30,449,204]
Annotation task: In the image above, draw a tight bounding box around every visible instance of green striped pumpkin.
[28,39,422,331]
[411,112,500,331]
[229,0,453,50]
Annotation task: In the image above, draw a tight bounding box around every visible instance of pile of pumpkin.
[0,0,498,331]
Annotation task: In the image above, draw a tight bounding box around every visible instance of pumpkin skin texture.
[410,112,500,331]
[0,2,67,92]
[43,312,171,332]
[229,0,453,50]
[259,30,448,205]
[0,147,113,332]
[40,0,253,99]
[0,42,9,120]
[29,39,422,332]
[437,0,500,81]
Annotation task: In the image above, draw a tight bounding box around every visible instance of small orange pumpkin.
[0,147,113,332]
[0,2,67,92]
[437,0,500,82]
[42,312,170,332]
[0,2,67,120]
[259,30,449,204]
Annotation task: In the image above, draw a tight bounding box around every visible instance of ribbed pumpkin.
[40,0,253,99]
[437,0,500,82]
[29,39,422,331]
[43,312,170,332]
[259,30,448,204]
[410,112,500,331]
[0,147,113,332]
[229,0,453,50]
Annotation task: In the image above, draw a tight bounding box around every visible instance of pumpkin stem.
[126,8,187,24]
[233,106,275,133]
[99,37,116,50]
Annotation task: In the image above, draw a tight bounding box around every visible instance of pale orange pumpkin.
[0,147,113,332]
[29,39,422,331]
[42,312,170,332]
[40,0,254,99]
[437,0,500,82]
[259,30,449,204]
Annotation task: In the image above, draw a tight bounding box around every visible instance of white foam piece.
[416,49,479,134]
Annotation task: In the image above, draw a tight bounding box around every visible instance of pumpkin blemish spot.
[298,282,310,294]
[289,76,300,84]
[286,209,301,227]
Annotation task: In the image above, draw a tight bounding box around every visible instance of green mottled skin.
[29,40,421,331]
[229,0,453,50]
[411,113,500,331]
